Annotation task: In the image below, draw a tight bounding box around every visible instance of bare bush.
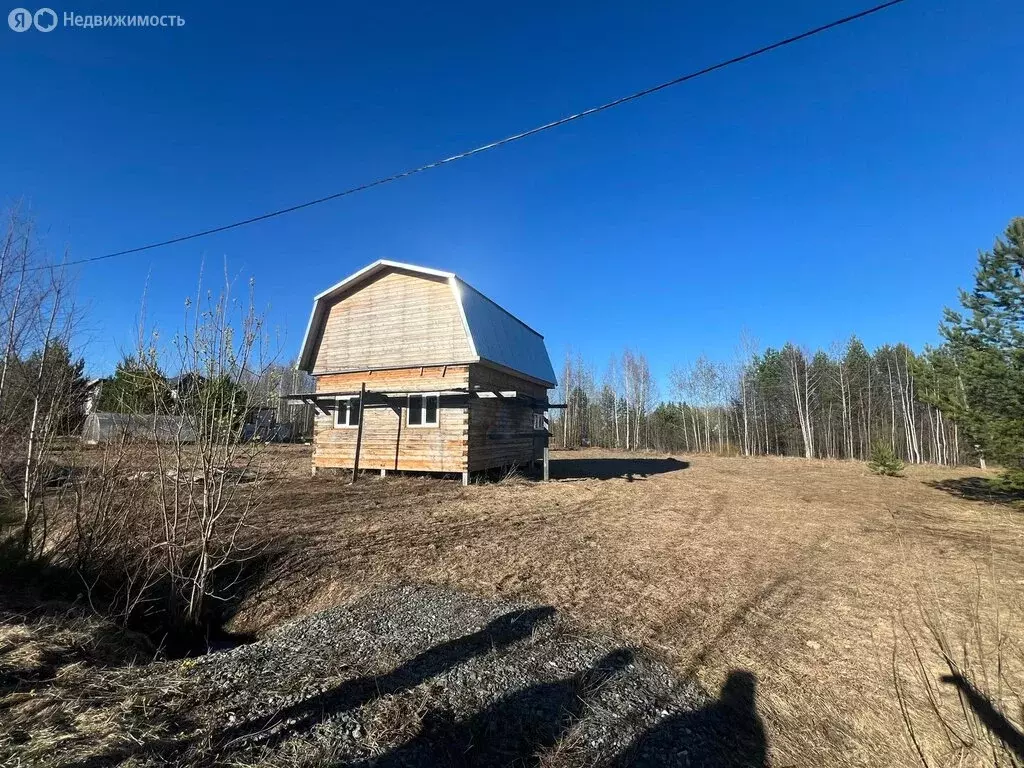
[0,221,277,648]
[0,206,80,559]
[65,271,277,640]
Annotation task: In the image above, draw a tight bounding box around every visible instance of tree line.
[554,217,1024,481]
[554,341,961,464]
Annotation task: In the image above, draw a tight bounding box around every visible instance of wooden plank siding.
[311,270,473,374]
[467,365,547,472]
[313,366,469,472]
[302,265,553,477]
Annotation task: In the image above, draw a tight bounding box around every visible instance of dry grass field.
[232,446,1024,768]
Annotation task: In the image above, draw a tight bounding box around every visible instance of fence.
[82,412,198,444]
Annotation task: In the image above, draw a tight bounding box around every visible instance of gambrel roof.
[297,260,557,387]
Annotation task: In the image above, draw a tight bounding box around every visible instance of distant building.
[83,378,105,416]
[292,260,558,483]
[167,372,206,401]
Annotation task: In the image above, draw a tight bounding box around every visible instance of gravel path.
[75,586,767,767]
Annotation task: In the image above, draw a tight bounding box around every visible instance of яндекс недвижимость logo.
[8,8,183,30]
[8,7,56,31]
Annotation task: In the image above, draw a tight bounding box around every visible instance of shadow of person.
[213,605,557,755]
[941,672,1024,760]
[612,670,766,768]
[341,649,635,767]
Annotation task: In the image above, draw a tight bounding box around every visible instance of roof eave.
[476,357,556,389]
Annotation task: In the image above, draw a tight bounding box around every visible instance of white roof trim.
[312,259,454,302]
[297,260,556,386]
[449,278,478,359]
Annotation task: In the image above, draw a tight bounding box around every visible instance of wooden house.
[292,260,558,483]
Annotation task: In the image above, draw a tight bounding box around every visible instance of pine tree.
[97,355,171,413]
[868,440,905,476]
[939,217,1024,483]
[39,342,88,433]
[4,341,88,434]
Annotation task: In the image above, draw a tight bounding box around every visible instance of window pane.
[336,399,348,426]
[425,395,438,425]
[349,398,360,426]
[408,395,423,425]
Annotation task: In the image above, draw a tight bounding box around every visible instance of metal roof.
[297,260,557,386]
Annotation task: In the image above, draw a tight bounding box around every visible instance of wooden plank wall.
[467,365,548,472]
[312,270,473,374]
[313,366,469,472]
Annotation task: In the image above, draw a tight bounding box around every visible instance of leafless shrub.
[142,270,275,632]
[0,221,278,646]
[0,205,81,560]
[59,267,278,640]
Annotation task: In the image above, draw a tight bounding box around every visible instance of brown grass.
[229,447,1024,768]
[0,597,193,765]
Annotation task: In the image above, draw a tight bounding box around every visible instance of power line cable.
[47,0,908,270]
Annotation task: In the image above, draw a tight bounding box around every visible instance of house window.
[407,393,439,427]
[533,412,545,431]
[335,396,361,428]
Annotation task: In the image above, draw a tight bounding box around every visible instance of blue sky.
[3,0,1022,392]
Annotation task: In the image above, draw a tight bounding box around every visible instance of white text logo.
[8,8,186,30]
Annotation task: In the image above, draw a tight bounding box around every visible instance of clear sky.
[3,0,1022,392]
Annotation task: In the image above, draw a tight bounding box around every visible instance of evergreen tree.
[177,374,249,436]
[38,341,88,433]
[2,341,88,434]
[868,441,905,477]
[939,217,1024,481]
[97,355,171,413]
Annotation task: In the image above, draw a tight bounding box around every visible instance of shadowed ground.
[35,587,767,767]
[548,456,689,481]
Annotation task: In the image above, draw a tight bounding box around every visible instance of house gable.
[307,267,474,374]
[298,260,556,387]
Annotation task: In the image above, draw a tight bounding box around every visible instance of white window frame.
[334,395,361,428]
[533,412,546,431]
[407,392,440,428]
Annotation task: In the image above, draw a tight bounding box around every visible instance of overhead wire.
[42,0,908,271]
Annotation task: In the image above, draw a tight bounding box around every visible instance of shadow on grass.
[213,606,557,754]
[340,663,767,768]
[0,539,280,660]
[63,602,768,768]
[66,606,558,767]
[342,649,637,767]
[550,457,690,482]
[336,662,766,768]
[941,673,1024,761]
[611,670,766,768]
[926,477,1024,507]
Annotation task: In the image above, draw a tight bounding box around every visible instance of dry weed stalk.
[891,507,1024,767]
